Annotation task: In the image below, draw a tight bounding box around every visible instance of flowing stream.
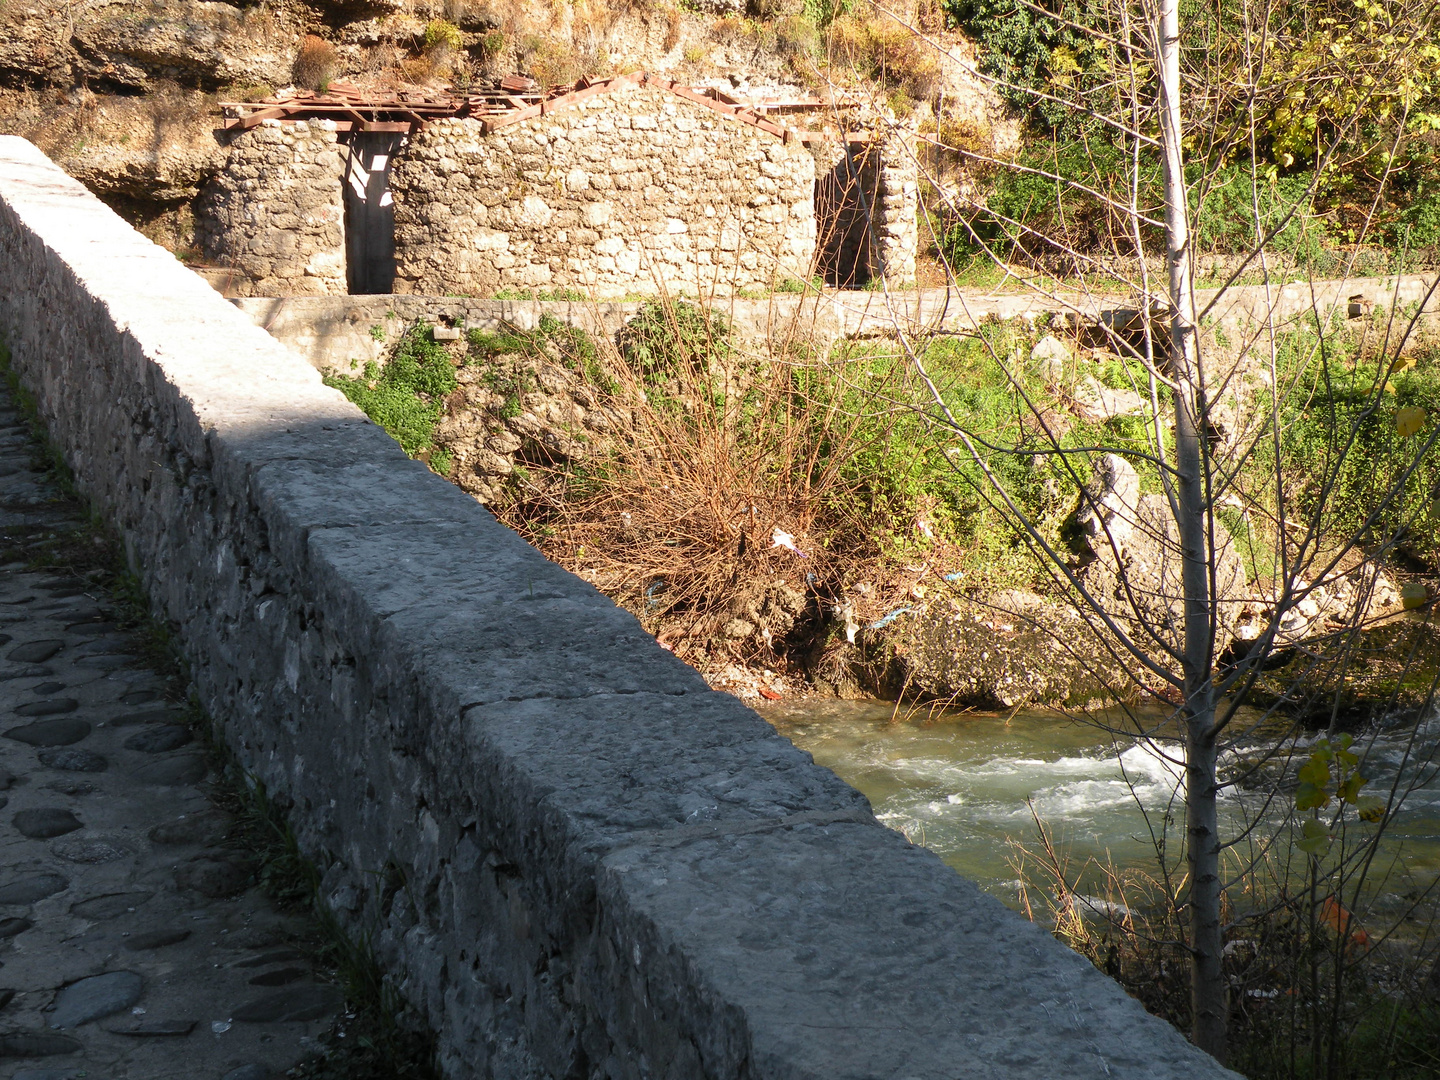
[764,699,1440,917]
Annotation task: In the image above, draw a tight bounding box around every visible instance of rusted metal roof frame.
[219,71,848,144]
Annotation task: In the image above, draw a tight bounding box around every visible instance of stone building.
[390,84,816,296]
[198,74,918,298]
[197,120,348,296]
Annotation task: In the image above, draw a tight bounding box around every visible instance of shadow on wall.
[344,131,402,295]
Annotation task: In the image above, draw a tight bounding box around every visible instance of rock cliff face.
[0,0,309,246]
[1,0,297,91]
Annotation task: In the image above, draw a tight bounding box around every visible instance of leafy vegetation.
[324,323,458,466]
[616,299,731,379]
[939,0,1440,268]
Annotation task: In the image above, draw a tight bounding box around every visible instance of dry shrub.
[362,43,404,77]
[774,14,820,58]
[518,35,590,88]
[1008,806,1440,1080]
[709,16,748,45]
[920,114,994,157]
[570,0,620,57]
[292,35,338,91]
[499,300,903,663]
[663,9,682,53]
[828,15,940,102]
[398,53,437,83]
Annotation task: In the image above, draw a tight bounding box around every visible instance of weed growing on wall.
[616,299,731,380]
[324,323,458,469]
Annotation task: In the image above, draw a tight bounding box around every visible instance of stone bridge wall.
[0,136,1236,1080]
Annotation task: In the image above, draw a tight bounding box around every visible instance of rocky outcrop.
[0,0,299,91]
[71,0,297,90]
[436,347,632,504]
[1078,453,1248,647]
[863,454,1251,709]
[0,85,227,203]
[879,588,1136,709]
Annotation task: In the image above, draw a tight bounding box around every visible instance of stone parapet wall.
[198,120,347,297]
[391,86,817,297]
[0,135,1239,1080]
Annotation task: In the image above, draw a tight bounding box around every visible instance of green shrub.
[467,314,610,392]
[1394,185,1440,252]
[775,276,823,294]
[1192,166,1330,261]
[944,139,1149,266]
[617,300,731,380]
[324,323,458,460]
[775,14,820,58]
[422,19,464,52]
[944,0,1092,126]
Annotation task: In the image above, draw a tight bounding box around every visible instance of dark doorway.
[815,143,879,288]
[343,132,403,294]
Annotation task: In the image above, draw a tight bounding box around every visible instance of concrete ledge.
[0,136,1238,1080]
[231,277,1440,374]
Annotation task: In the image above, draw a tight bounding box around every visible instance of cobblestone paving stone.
[0,389,345,1080]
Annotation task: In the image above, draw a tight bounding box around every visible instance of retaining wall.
[0,136,1239,1080]
[231,274,1440,376]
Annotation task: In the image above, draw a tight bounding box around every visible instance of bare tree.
[820,0,1440,1064]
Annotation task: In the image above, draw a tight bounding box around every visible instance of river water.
[764,698,1440,914]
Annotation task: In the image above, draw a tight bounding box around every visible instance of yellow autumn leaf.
[1396,406,1427,437]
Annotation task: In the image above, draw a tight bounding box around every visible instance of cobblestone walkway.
[0,387,345,1080]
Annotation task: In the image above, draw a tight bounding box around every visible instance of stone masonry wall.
[391,85,817,297]
[0,136,1240,1080]
[198,119,347,297]
[873,127,920,284]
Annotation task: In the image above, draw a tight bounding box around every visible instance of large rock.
[1072,375,1145,422]
[879,589,1136,709]
[0,0,298,91]
[1079,456,1247,648]
[437,350,630,505]
[1075,453,1141,549]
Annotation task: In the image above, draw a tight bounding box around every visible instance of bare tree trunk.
[1156,0,1227,1061]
